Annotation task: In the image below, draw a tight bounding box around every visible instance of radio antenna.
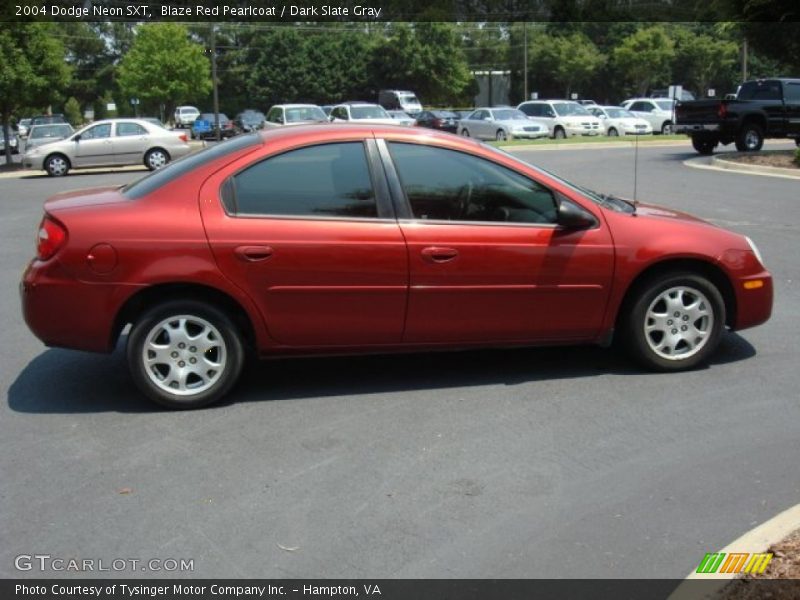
[633,132,639,208]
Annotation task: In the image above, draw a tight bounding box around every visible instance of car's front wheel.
[145,148,170,170]
[661,121,673,135]
[127,300,245,409]
[460,128,470,137]
[553,127,566,139]
[608,127,619,137]
[623,273,726,371]
[735,123,764,152]
[44,154,70,177]
[496,129,508,141]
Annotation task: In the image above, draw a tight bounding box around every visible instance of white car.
[516,100,602,139]
[329,103,396,125]
[620,98,675,134]
[173,106,200,129]
[457,107,549,141]
[587,106,653,136]
[387,110,416,126]
[22,118,191,177]
[264,104,329,128]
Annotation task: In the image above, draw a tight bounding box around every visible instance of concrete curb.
[709,154,800,179]
[503,139,690,152]
[668,503,800,599]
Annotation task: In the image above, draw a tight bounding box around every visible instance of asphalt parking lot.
[1,141,798,579]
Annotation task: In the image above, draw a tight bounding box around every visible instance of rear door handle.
[234,245,274,262]
[421,246,459,263]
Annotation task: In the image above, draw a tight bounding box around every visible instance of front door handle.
[234,245,274,262]
[421,246,459,263]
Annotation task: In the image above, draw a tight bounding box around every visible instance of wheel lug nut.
[189,357,197,364]
[178,361,185,367]
[178,343,186,349]
[189,346,197,353]
[683,315,689,321]
[674,312,680,317]
[171,351,178,358]
[681,326,688,331]
[667,319,673,325]
[671,329,678,334]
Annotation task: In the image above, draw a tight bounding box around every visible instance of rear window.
[122,134,261,199]
[737,81,782,101]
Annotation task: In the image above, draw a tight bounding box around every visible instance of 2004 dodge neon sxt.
[21,125,773,409]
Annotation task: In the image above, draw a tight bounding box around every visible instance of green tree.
[117,23,211,122]
[369,23,472,105]
[612,26,676,96]
[0,23,71,164]
[671,25,738,97]
[63,97,83,127]
[530,31,605,99]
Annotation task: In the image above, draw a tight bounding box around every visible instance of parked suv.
[264,104,328,128]
[329,103,396,125]
[621,98,675,134]
[174,106,200,129]
[517,100,602,139]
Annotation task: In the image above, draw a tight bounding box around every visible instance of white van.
[378,90,422,116]
[173,106,200,129]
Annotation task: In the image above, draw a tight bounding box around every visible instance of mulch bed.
[725,151,799,170]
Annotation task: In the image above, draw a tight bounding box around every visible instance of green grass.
[491,135,687,147]
[795,146,800,166]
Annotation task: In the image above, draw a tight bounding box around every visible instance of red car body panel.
[21,124,773,360]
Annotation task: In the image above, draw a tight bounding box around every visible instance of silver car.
[457,108,549,141]
[24,123,75,152]
[23,119,192,177]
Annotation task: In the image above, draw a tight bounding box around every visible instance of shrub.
[64,97,83,127]
[795,146,800,166]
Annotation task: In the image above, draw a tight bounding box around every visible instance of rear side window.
[738,81,782,101]
[116,122,146,137]
[230,142,378,219]
[388,142,557,224]
[784,82,800,102]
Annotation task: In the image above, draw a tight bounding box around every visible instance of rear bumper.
[674,123,721,134]
[21,259,138,353]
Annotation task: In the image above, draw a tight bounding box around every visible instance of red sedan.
[21,125,773,408]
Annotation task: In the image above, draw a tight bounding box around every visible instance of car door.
[112,121,149,166]
[73,123,114,167]
[199,137,408,347]
[629,101,657,129]
[471,110,491,138]
[379,139,614,343]
[785,81,800,137]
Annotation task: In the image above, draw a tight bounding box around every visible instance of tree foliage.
[0,23,71,163]
[117,23,211,120]
[612,26,676,96]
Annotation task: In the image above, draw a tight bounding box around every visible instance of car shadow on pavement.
[7,332,756,413]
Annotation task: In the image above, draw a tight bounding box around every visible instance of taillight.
[178,133,188,142]
[36,216,66,261]
[718,103,728,119]
[433,118,443,127]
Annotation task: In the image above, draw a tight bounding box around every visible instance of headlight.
[745,236,765,267]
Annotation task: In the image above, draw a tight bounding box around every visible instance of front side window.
[231,142,378,219]
[350,105,391,119]
[388,142,557,225]
[80,124,111,139]
[266,107,283,123]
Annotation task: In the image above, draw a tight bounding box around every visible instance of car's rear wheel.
[461,128,470,137]
[145,148,170,170]
[623,273,725,371]
[735,123,764,152]
[553,127,566,139]
[608,127,619,137]
[127,300,245,409]
[45,154,70,177]
[496,129,508,141]
[661,121,673,135]
[691,136,717,155]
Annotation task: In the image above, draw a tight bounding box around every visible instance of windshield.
[351,105,390,119]
[605,108,634,119]
[30,124,72,139]
[285,107,327,122]
[655,100,674,111]
[199,114,229,123]
[398,94,420,104]
[485,143,635,214]
[493,109,528,121]
[240,112,265,124]
[122,134,261,199]
[552,102,591,117]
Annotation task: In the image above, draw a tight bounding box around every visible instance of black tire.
[461,128,470,137]
[496,129,508,141]
[794,138,799,147]
[622,272,726,372]
[735,122,764,152]
[144,148,170,171]
[127,300,245,409]
[608,127,619,137]
[44,154,70,177]
[553,127,566,140]
[691,136,717,155]
[661,121,673,135]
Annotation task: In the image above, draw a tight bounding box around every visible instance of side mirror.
[556,198,597,230]
[276,116,284,124]
[73,135,81,142]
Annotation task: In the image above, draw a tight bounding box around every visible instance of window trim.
[377,139,563,228]
[222,139,395,221]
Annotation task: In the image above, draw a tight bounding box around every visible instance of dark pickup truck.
[675,78,800,154]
